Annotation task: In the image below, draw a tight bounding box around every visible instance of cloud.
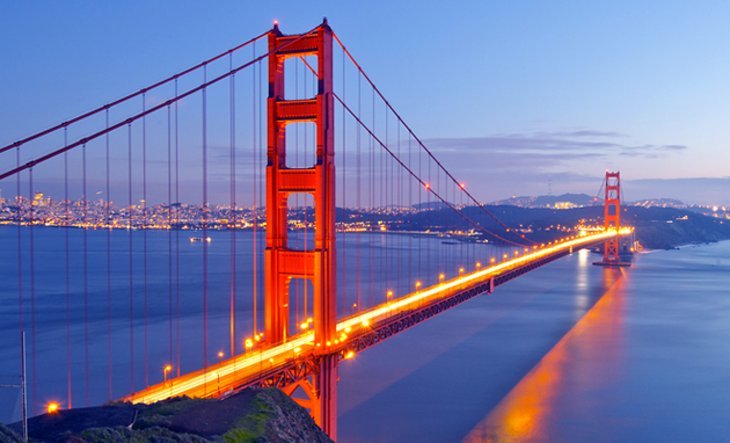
[619,144,688,157]
[423,130,688,162]
[407,129,692,201]
[540,130,627,138]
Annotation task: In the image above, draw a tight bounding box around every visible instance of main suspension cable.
[1,26,320,181]
[332,33,534,246]
[334,93,528,247]
[0,31,269,156]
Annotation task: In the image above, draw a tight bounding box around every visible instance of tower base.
[592,261,632,267]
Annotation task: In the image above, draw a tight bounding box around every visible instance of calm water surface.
[1,226,729,442]
[339,241,730,442]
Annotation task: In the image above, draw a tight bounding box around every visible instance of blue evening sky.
[1,1,728,204]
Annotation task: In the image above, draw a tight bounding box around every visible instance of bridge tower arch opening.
[264,19,338,437]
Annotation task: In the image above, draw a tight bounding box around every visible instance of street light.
[163,365,173,383]
[46,402,60,415]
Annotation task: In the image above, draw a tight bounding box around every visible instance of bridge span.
[126,228,630,406]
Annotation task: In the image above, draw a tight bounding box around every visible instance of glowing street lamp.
[163,364,173,383]
[217,351,224,363]
[415,280,422,290]
[438,273,445,282]
[46,402,60,414]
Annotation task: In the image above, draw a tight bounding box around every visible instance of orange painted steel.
[602,171,622,264]
[264,20,337,437]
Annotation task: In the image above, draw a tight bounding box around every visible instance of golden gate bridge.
[0,19,631,440]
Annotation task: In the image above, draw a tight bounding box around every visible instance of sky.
[1,1,729,205]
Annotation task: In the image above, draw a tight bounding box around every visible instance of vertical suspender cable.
[251,42,258,336]
[397,123,401,294]
[174,79,181,377]
[356,73,361,311]
[417,134,422,286]
[82,142,90,405]
[64,128,72,408]
[370,87,375,307]
[229,53,237,357]
[341,46,347,311]
[383,107,388,299]
[202,64,210,380]
[142,93,149,387]
[16,146,24,393]
[408,133,413,289]
[28,168,37,413]
[128,123,135,393]
[167,102,173,368]
[105,110,113,400]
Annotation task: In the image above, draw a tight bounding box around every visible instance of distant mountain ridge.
[490,193,692,210]
[491,193,598,209]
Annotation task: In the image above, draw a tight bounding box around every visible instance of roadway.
[125,228,630,404]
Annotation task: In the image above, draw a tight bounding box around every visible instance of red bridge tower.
[264,20,338,437]
[594,171,631,267]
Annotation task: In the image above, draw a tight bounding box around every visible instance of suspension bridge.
[0,20,632,440]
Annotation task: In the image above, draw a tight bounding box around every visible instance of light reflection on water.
[339,241,730,442]
[462,267,627,442]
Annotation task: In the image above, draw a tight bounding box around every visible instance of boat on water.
[189,236,212,243]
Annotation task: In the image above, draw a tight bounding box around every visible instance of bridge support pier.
[316,355,338,438]
[280,355,338,439]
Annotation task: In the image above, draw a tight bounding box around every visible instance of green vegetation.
[12,388,332,443]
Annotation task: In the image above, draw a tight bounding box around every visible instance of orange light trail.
[125,229,630,405]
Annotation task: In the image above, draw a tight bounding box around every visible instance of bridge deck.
[125,229,627,404]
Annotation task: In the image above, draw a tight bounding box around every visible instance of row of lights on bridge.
[42,231,596,415]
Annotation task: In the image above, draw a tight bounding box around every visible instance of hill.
[6,388,331,443]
